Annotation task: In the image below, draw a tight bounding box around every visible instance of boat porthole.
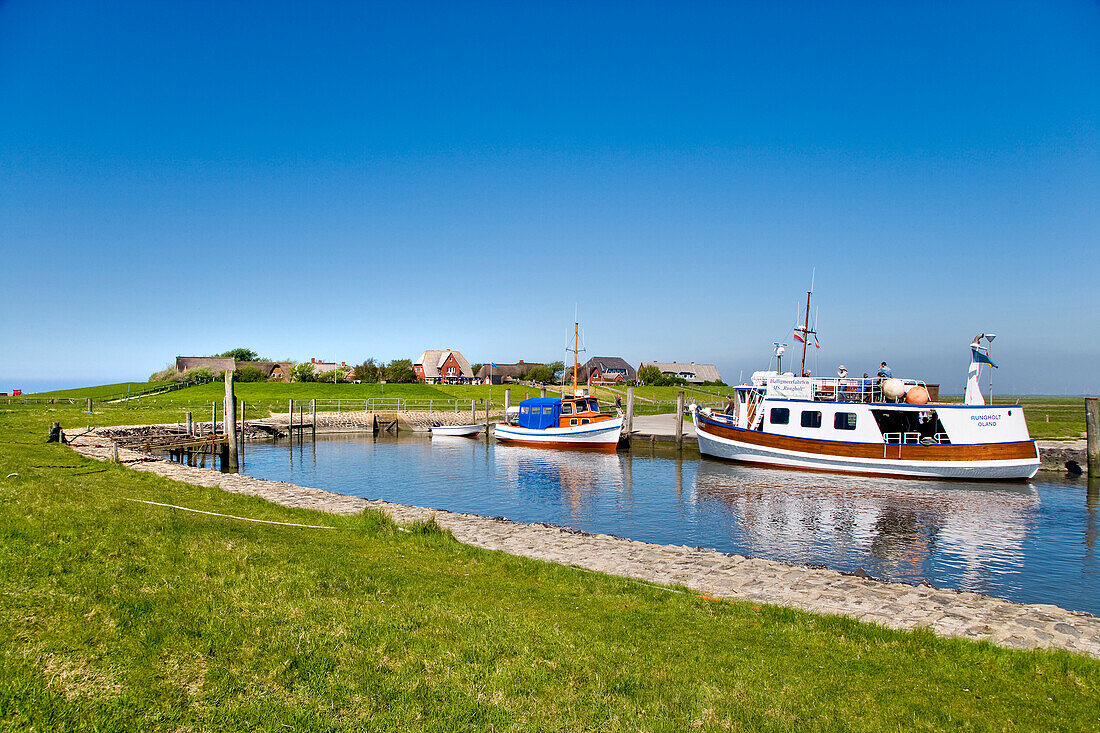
[1008,410,1012,416]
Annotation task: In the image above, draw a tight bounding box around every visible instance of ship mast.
[797,289,813,376]
[572,321,580,396]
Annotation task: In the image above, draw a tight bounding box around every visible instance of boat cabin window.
[800,411,822,429]
[770,408,790,425]
[520,406,530,414]
[561,402,573,416]
[542,407,554,415]
[834,412,857,430]
[588,399,599,413]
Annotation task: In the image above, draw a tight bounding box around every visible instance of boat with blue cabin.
[493,322,624,450]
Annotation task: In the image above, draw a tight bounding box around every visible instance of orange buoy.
[906,386,930,405]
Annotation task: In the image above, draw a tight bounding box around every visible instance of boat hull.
[694,411,1039,481]
[430,424,481,437]
[493,417,623,450]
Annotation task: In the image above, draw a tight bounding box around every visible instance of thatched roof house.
[564,357,636,385]
[414,349,474,384]
[639,361,722,384]
[241,361,294,382]
[175,356,235,374]
[474,361,544,385]
[174,356,293,382]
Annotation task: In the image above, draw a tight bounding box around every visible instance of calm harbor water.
[238,434,1100,616]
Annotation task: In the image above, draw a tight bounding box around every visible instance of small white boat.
[429,424,482,437]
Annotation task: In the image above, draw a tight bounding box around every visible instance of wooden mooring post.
[675,390,685,451]
[504,388,511,415]
[484,399,491,441]
[288,398,294,442]
[625,386,634,435]
[310,399,316,440]
[224,371,238,472]
[211,402,217,436]
[470,399,476,422]
[541,387,547,398]
[186,411,193,436]
[239,399,245,462]
[1086,397,1100,475]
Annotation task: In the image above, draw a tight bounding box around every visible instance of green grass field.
[0,400,1097,730]
[14,379,1089,438]
[17,381,173,400]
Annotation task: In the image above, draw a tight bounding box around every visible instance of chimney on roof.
[311,358,316,364]
[518,359,524,364]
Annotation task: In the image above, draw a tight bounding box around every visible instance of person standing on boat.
[877,361,893,378]
[837,365,851,400]
[614,395,622,412]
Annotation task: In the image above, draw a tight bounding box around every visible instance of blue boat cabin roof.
[518,398,560,429]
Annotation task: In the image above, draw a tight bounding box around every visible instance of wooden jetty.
[110,428,234,468]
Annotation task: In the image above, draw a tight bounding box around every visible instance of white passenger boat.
[429,424,482,437]
[693,303,1039,480]
[493,321,624,451]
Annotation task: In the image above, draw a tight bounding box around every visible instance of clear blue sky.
[2,1,1098,394]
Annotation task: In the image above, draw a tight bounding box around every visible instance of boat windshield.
[587,399,599,413]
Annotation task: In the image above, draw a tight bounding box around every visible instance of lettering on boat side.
[765,377,813,400]
[970,413,1000,428]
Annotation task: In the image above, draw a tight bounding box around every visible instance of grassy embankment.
[21,380,1087,438]
[0,398,1098,730]
[18,382,173,400]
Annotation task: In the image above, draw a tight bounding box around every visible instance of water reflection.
[493,445,624,521]
[238,435,1099,615]
[1085,476,1099,561]
[693,462,1038,584]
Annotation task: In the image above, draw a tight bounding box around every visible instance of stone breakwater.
[1036,440,1088,472]
[268,410,489,432]
[67,429,1100,658]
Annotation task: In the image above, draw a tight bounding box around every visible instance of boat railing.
[807,377,928,404]
[883,431,948,445]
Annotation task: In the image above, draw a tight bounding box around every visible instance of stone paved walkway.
[68,430,1100,659]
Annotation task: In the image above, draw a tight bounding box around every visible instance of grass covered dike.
[21,379,1090,440]
[1,396,1097,729]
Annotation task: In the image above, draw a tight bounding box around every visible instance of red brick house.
[413,349,474,384]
